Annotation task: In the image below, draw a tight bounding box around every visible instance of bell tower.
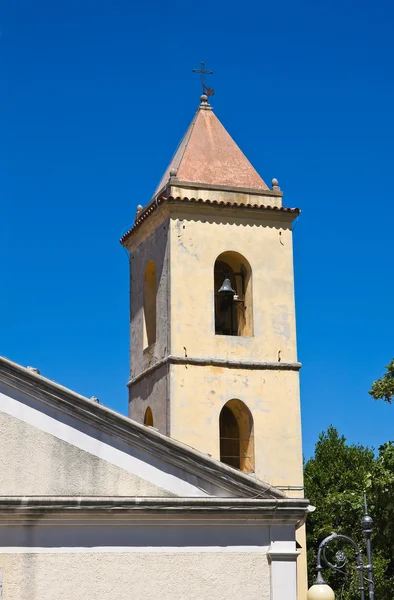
[121,93,303,494]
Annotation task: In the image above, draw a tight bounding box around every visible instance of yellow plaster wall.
[127,200,303,488]
[167,203,302,485]
[127,211,171,434]
[128,212,171,381]
[169,183,283,208]
[169,207,298,364]
[169,363,303,487]
[129,363,169,434]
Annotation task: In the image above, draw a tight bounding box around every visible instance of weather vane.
[192,62,215,98]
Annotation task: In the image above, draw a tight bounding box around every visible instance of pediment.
[0,357,284,499]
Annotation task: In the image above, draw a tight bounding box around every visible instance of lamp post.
[307,494,375,600]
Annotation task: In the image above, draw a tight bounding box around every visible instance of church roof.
[0,355,286,500]
[153,98,268,196]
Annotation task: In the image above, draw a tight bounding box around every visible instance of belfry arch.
[219,399,255,472]
[143,406,154,427]
[214,251,253,336]
[143,260,157,348]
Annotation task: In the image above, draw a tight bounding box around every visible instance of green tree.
[369,359,394,403]
[305,426,394,599]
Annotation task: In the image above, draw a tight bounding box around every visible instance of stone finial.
[135,205,143,220]
[90,396,100,404]
[271,178,281,191]
[27,366,40,375]
[199,94,212,110]
[169,169,177,177]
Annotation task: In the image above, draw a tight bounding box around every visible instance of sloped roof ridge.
[0,355,285,499]
[152,103,268,200]
[175,107,268,190]
[152,109,199,198]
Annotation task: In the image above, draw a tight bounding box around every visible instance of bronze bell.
[218,277,236,296]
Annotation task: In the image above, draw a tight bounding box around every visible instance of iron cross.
[192,62,215,97]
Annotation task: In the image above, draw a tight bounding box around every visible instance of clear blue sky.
[2,0,394,459]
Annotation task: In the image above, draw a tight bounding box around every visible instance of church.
[0,89,309,599]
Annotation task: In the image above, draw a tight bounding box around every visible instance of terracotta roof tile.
[153,103,268,196]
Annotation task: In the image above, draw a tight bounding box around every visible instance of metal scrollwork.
[334,550,347,567]
[320,534,358,573]
[310,494,375,600]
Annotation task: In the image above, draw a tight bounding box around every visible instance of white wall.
[0,519,301,600]
[0,552,270,600]
[0,520,273,600]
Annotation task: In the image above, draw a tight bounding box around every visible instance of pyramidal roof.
[154,97,268,196]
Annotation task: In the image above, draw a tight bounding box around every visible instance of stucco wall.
[166,204,302,488]
[0,518,277,600]
[170,183,283,208]
[126,200,303,489]
[129,362,169,434]
[129,212,170,380]
[169,208,297,363]
[0,410,170,496]
[0,551,270,600]
[170,363,303,487]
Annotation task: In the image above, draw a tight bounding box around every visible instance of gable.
[0,357,285,500]
[0,408,173,497]
[0,382,215,498]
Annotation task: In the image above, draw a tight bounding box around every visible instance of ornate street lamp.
[307,494,375,600]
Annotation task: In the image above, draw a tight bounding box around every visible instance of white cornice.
[0,496,310,527]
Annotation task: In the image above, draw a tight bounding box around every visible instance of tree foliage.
[369,359,394,403]
[305,426,394,599]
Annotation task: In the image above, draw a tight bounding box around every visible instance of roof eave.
[120,194,300,246]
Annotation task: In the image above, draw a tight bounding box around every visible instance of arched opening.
[144,406,154,427]
[214,252,253,336]
[219,399,254,472]
[143,260,157,348]
[219,405,240,469]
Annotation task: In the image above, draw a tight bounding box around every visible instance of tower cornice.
[127,355,302,388]
[120,193,300,247]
